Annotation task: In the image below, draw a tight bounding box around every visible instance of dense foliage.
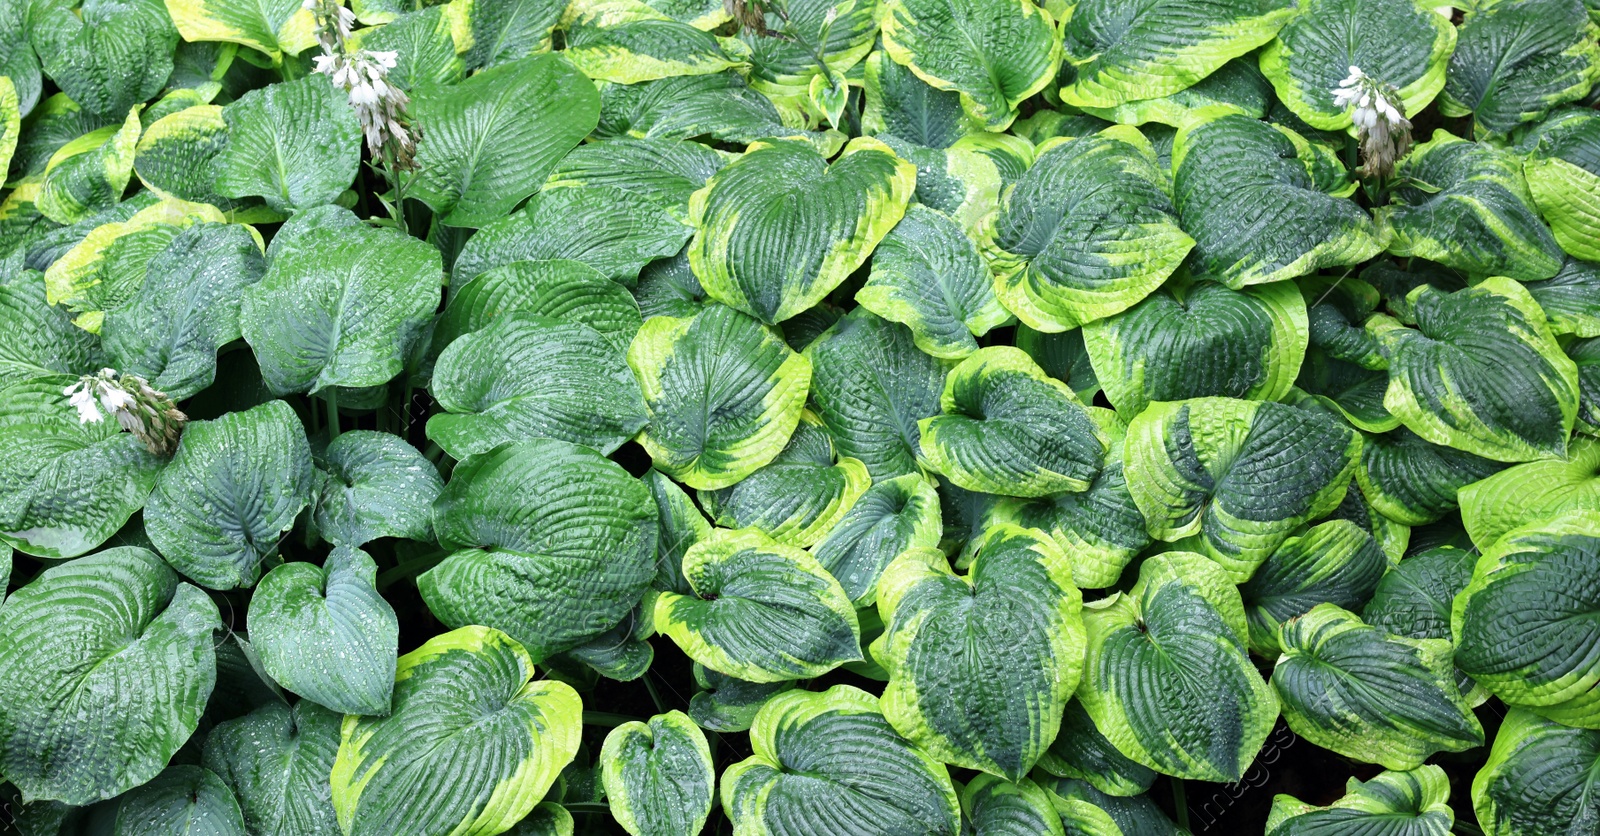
[1,0,1599,833]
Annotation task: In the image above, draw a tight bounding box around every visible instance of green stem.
[375,549,448,591]
[564,802,611,814]
[325,390,340,440]
[582,711,641,728]
[1171,778,1190,831]
[423,441,446,463]
[643,673,667,714]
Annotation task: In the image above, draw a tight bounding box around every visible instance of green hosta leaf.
[688,137,914,325]
[331,626,583,836]
[1356,428,1505,526]
[595,72,844,155]
[1363,544,1483,704]
[505,804,574,836]
[202,700,342,836]
[1453,511,1600,727]
[1259,0,1455,132]
[1124,397,1362,581]
[655,528,861,682]
[1472,708,1600,836]
[1296,354,1400,432]
[875,133,1004,234]
[687,663,795,733]
[463,0,566,69]
[810,472,941,606]
[700,415,869,548]
[803,307,947,480]
[561,0,736,84]
[241,223,441,395]
[856,203,1008,360]
[960,775,1065,836]
[1173,114,1383,288]
[30,0,176,118]
[1367,277,1579,462]
[544,138,724,221]
[1271,603,1483,769]
[729,0,878,110]
[1267,765,1454,836]
[101,223,266,400]
[0,271,99,389]
[1523,109,1600,262]
[878,0,1058,131]
[422,439,657,662]
[35,108,142,227]
[599,711,714,836]
[981,127,1191,332]
[861,48,980,148]
[0,547,220,804]
[1525,257,1600,338]
[1016,326,1098,401]
[1574,337,1600,435]
[1240,519,1391,656]
[646,468,710,595]
[551,597,657,682]
[410,55,599,228]
[435,258,643,356]
[0,376,163,559]
[873,525,1084,780]
[1077,58,1273,127]
[1035,701,1156,797]
[919,346,1106,498]
[1440,0,1600,135]
[145,400,314,589]
[1058,0,1293,108]
[248,547,398,716]
[348,7,465,90]
[163,0,318,60]
[453,185,692,287]
[1084,279,1307,418]
[112,765,246,836]
[720,684,961,836]
[1326,475,1412,562]
[1383,132,1563,279]
[1077,551,1279,782]
[629,303,811,491]
[428,313,647,459]
[1038,776,1185,835]
[214,76,360,215]
[0,76,17,176]
[314,430,442,546]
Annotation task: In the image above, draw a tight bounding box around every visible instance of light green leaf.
[112,765,245,836]
[163,0,318,60]
[1471,708,1600,836]
[0,547,220,805]
[35,108,142,227]
[0,76,18,176]
[422,439,657,662]
[462,0,566,69]
[214,76,360,215]
[878,0,1058,131]
[1077,551,1279,782]
[1240,519,1391,656]
[629,303,811,491]
[331,626,582,836]
[1034,701,1156,798]
[410,55,599,228]
[544,137,724,222]
[873,525,1084,780]
[1524,257,1600,338]
[687,663,795,733]
[1267,765,1454,836]
[699,415,869,548]
[1574,337,1600,436]
[348,7,466,90]
[144,400,315,589]
[600,711,714,836]
[860,48,980,148]
[561,0,736,84]
[1523,108,1600,262]
[595,71,845,155]
[202,700,343,836]
[1357,427,1505,527]
[809,472,941,606]
[1440,0,1600,135]
[1077,57,1274,127]
[314,430,442,546]
[30,0,175,118]
[434,258,641,357]
[874,133,1004,235]
[720,684,961,836]
[655,528,861,682]
[0,270,100,390]
[960,775,1066,836]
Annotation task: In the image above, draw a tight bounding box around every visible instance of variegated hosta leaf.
[31,0,176,118]
[730,0,879,110]
[687,663,795,733]
[646,468,710,595]
[112,765,246,836]
[1472,708,1600,836]
[595,72,844,155]
[1267,765,1454,836]
[1523,109,1600,262]
[699,415,869,548]
[102,223,266,400]
[919,346,1106,498]
[1271,603,1483,769]
[544,137,724,221]
[809,472,941,606]
[803,307,947,480]
[1440,0,1600,135]
[561,0,736,84]
[410,55,599,228]
[452,185,692,288]
[875,133,1005,235]
[314,430,442,546]
[1124,397,1362,581]
[1016,326,1098,401]
[1574,337,1600,435]
[1383,132,1563,280]
[1173,114,1383,288]
[248,547,398,716]
[1296,351,1399,433]
[241,222,441,395]
[1356,428,1506,527]
[0,271,99,392]
[1325,475,1412,563]
[1259,0,1455,132]
[0,547,220,805]
[1057,0,1294,108]
[878,0,1058,131]
[1035,701,1156,798]
[981,127,1191,332]
[462,0,566,69]
[1367,278,1579,462]
[551,596,657,682]
[1077,551,1279,782]
[861,48,980,148]
[348,6,466,91]
[0,377,163,559]
[421,439,657,662]
[202,700,342,836]
[856,204,1008,359]
[163,0,318,60]
[1083,278,1308,418]
[960,775,1065,836]
[654,528,861,682]
[630,303,810,490]
[599,711,714,836]
[428,313,647,459]
[688,137,915,325]
[0,77,19,177]
[331,626,583,836]
[1525,257,1600,338]
[436,258,643,357]
[145,400,315,589]
[35,108,142,227]
[872,525,1084,780]
[720,685,961,836]
[214,76,361,215]
[1363,545,1484,705]
[1038,776,1186,835]
[1079,57,1273,127]
[1453,511,1600,727]
[1240,519,1391,656]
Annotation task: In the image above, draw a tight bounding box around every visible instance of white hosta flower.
[63,369,187,455]
[304,0,415,162]
[1332,65,1413,178]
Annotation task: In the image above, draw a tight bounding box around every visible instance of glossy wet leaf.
[599,711,714,836]
[314,430,442,547]
[30,0,176,119]
[1471,708,1600,836]
[1240,519,1392,655]
[112,764,245,836]
[1034,701,1156,798]
[1267,765,1454,836]
[878,0,1058,131]
[809,472,941,606]
[0,270,100,390]
[856,204,1008,359]
[202,700,343,836]
[699,415,868,548]
[1440,0,1600,135]
[214,76,360,215]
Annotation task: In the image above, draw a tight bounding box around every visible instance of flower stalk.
[1333,65,1413,180]
[64,370,187,456]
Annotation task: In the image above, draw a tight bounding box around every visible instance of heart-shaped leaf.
[861,49,981,149]
[810,472,941,606]
[1268,765,1454,835]
[163,0,319,60]
[699,414,870,548]
[544,137,725,221]
[959,775,1065,836]
[599,711,714,836]
[1440,0,1600,135]
[30,0,176,118]
[1522,108,1600,263]
[214,75,359,214]
[112,765,246,836]
[462,0,567,69]
[1472,709,1600,835]
[314,430,442,547]
[1239,519,1392,655]
[35,108,142,226]
[434,258,643,356]
[561,0,737,84]
[0,270,100,390]
[202,700,343,836]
